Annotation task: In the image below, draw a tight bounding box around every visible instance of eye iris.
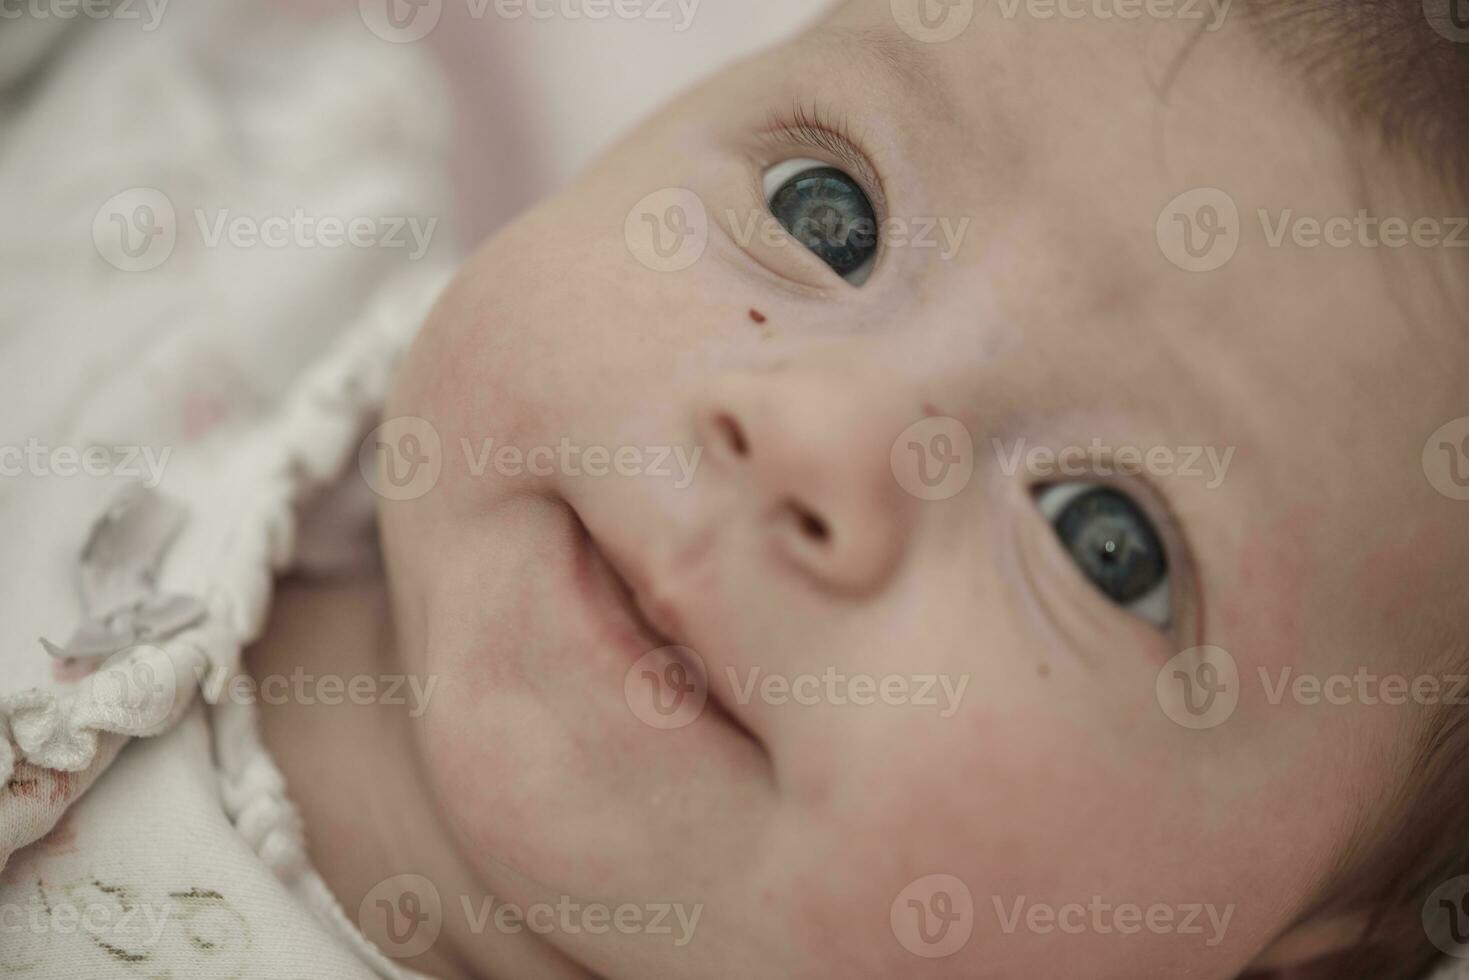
[1052,488,1168,604]
[769,167,877,277]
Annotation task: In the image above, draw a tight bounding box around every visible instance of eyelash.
[761,102,857,160]
[757,102,887,213]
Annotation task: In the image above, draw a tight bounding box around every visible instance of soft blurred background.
[0,0,829,481]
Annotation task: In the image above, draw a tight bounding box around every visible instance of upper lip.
[569,506,686,652]
[579,510,774,762]
[592,533,686,648]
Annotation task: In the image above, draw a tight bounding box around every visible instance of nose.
[695,367,920,596]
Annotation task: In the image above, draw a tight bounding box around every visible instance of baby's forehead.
[819,4,1461,303]
[811,1,1315,167]
[774,3,1469,474]
[825,0,1469,213]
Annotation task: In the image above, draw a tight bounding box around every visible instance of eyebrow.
[812,25,954,115]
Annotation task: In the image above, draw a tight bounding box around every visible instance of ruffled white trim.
[213,693,434,980]
[0,605,225,776]
[1,263,448,979]
[0,265,445,786]
[203,265,448,980]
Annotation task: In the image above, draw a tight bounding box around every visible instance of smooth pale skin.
[248,1,1469,977]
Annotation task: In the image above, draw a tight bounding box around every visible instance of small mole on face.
[1037,663,1051,679]
[748,309,767,324]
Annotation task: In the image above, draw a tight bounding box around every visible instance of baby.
[6,0,1469,978]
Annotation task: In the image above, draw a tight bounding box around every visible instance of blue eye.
[1036,483,1172,627]
[763,158,878,284]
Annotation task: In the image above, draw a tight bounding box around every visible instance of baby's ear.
[1239,910,1371,977]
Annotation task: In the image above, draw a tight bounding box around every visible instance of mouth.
[570,509,680,663]
[566,503,774,770]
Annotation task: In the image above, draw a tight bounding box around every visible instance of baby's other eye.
[1035,483,1171,628]
[762,158,878,285]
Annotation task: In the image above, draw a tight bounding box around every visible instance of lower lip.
[569,516,670,664]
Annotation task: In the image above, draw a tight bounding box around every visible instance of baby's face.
[381,1,1469,976]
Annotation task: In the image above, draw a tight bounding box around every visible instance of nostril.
[788,500,831,545]
[713,413,749,458]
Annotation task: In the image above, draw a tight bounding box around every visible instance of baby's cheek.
[1351,522,1457,627]
[1217,501,1320,655]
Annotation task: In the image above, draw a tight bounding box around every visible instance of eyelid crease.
[757,101,888,214]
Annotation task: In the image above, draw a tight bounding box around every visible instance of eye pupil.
[1051,487,1167,605]
[768,166,878,279]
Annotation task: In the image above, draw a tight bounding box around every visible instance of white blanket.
[0,6,453,975]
